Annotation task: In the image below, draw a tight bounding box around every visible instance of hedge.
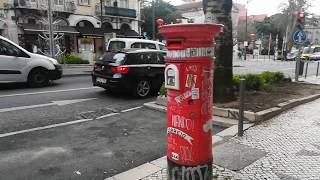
[56,54,89,64]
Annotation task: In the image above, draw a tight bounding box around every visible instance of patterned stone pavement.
[141,97,320,180]
[234,98,320,179]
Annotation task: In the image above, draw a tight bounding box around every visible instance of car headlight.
[48,58,59,65]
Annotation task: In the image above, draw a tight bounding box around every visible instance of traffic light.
[296,12,305,31]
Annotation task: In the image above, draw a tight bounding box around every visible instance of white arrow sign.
[0,98,96,113]
[297,32,303,42]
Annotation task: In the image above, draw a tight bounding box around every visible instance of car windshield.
[101,52,126,65]
[303,47,314,54]
[108,41,125,51]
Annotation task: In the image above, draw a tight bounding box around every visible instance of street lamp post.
[152,0,155,40]
[244,0,253,60]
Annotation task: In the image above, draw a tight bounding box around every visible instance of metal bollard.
[305,61,309,79]
[317,62,319,77]
[238,79,246,137]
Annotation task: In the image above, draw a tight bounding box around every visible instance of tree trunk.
[203,0,235,103]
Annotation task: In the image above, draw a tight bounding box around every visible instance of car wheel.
[134,79,151,98]
[28,69,49,87]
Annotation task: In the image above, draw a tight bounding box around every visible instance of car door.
[0,39,29,82]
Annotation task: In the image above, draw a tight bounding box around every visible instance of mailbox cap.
[159,23,223,40]
[159,24,224,50]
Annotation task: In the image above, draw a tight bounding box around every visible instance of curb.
[148,94,320,123]
[62,72,91,77]
[143,101,239,127]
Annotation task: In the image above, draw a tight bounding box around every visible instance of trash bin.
[299,60,304,75]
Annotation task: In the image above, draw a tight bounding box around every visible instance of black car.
[92,49,165,98]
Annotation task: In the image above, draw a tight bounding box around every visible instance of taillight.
[111,66,129,74]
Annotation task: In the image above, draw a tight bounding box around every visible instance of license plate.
[96,77,107,84]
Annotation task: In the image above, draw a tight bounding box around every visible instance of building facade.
[305,26,320,45]
[1,0,142,63]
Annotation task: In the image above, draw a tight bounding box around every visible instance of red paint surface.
[160,24,223,166]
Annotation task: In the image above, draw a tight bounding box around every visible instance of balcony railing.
[14,0,76,13]
[96,5,136,18]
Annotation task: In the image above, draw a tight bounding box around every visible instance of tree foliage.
[141,0,182,39]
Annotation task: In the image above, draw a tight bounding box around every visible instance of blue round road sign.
[293,31,307,44]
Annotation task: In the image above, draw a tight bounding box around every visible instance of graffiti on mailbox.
[186,65,198,73]
[180,146,193,162]
[203,119,212,133]
[172,115,194,131]
[167,127,193,145]
[170,164,210,180]
[201,69,213,115]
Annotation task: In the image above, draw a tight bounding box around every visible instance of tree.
[141,0,182,39]
[203,0,235,102]
[281,0,311,51]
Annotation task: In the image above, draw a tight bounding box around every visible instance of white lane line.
[121,106,143,113]
[0,118,93,138]
[96,113,120,120]
[0,106,143,138]
[0,87,100,99]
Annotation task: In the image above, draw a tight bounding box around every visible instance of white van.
[107,38,166,51]
[0,35,62,87]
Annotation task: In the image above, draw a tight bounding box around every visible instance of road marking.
[96,113,120,120]
[121,106,143,113]
[0,98,97,113]
[0,106,144,138]
[0,118,93,138]
[0,87,100,99]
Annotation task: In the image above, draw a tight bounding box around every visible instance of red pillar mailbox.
[159,24,223,180]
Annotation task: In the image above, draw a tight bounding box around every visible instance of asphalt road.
[0,76,225,180]
[233,57,320,78]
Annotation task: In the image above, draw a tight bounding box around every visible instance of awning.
[20,24,79,34]
[77,27,123,37]
[77,27,141,38]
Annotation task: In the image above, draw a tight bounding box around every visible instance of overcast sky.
[164,0,320,16]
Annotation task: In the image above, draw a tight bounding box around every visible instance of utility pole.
[100,0,103,28]
[244,5,248,60]
[152,0,155,40]
[48,0,54,57]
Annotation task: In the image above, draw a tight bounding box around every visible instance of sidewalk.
[106,77,320,180]
[61,64,92,77]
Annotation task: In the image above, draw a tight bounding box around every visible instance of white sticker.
[203,119,213,133]
[191,88,200,100]
[185,74,197,88]
[167,127,193,145]
[171,152,179,161]
[175,91,192,103]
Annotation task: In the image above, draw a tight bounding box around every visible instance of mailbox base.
[167,158,213,180]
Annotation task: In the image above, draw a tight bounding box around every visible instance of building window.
[28,19,36,24]
[78,0,89,6]
[54,0,64,5]
[119,0,128,8]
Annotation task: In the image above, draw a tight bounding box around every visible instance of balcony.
[96,5,136,18]
[13,0,76,13]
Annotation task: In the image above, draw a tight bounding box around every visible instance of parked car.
[107,38,166,52]
[92,49,165,98]
[309,52,320,61]
[286,50,299,61]
[0,35,62,87]
[301,45,320,60]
